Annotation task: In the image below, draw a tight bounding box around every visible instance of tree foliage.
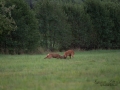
[0,1,16,35]
[35,0,72,51]
[63,3,93,49]
[84,0,120,49]
[0,0,120,54]
[0,0,39,54]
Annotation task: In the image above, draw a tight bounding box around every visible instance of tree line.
[0,0,120,54]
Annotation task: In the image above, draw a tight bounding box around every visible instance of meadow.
[0,50,120,90]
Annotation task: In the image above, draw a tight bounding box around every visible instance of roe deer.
[64,50,74,59]
[44,53,62,59]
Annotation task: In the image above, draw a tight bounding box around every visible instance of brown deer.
[63,50,74,59]
[44,53,62,59]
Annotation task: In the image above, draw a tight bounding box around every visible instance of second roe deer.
[63,50,74,59]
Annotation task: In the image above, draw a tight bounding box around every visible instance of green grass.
[0,50,120,90]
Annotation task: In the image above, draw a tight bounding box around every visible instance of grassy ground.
[0,50,120,90]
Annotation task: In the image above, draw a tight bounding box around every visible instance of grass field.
[0,50,120,90]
